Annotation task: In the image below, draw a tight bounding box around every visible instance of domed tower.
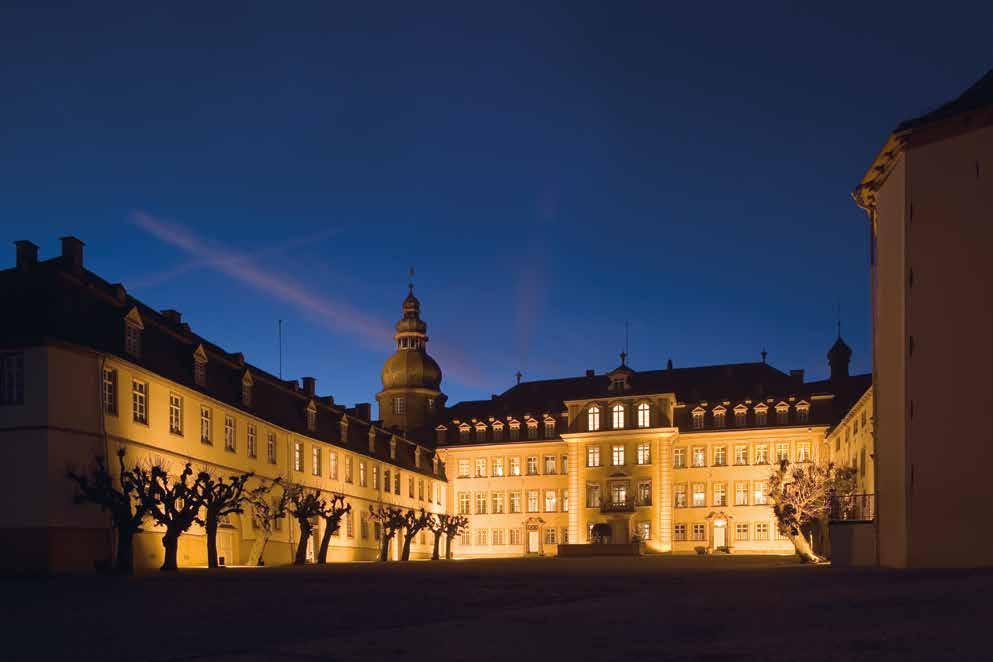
[376,283,446,440]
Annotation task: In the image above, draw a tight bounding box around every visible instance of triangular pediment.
[305,399,317,412]
[124,306,144,329]
[192,344,208,363]
[241,370,254,386]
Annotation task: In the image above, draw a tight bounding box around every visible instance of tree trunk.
[445,534,454,560]
[379,534,391,562]
[431,531,441,560]
[789,531,824,563]
[317,522,334,564]
[294,524,311,565]
[115,526,135,575]
[206,519,219,569]
[161,530,180,571]
[248,530,269,567]
[401,531,414,561]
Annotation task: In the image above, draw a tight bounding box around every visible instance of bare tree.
[316,493,350,564]
[399,509,431,561]
[131,461,208,571]
[425,513,444,560]
[369,505,407,561]
[441,514,469,560]
[286,485,326,565]
[195,470,253,568]
[768,459,856,563]
[245,478,287,566]
[67,448,152,574]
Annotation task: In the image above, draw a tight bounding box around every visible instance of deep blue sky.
[2,2,990,408]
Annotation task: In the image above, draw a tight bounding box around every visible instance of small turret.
[828,336,852,381]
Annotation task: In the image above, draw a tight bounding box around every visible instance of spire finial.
[761,349,767,364]
[836,301,842,339]
[408,265,415,294]
[624,321,630,363]
[515,370,522,385]
[620,351,627,366]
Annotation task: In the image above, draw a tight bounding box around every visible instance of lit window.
[266,432,276,464]
[492,529,505,545]
[586,446,601,467]
[692,523,706,541]
[734,445,748,465]
[393,471,399,494]
[544,490,557,512]
[458,459,470,478]
[544,528,558,545]
[755,444,769,464]
[509,491,521,513]
[312,447,321,476]
[586,483,601,508]
[692,447,705,468]
[562,489,569,512]
[168,393,183,435]
[476,529,488,546]
[331,452,339,479]
[735,482,748,506]
[713,446,727,466]
[736,523,749,541]
[797,403,810,424]
[712,407,726,427]
[492,492,505,513]
[673,524,687,541]
[526,490,539,512]
[408,476,414,498]
[754,522,769,540]
[360,462,367,487]
[753,481,768,505]
[637,402,650,428]
[492,457,505,477]
[611,444,625,466]
[345,456,353,483]
[674,483,687,508]
[509,421,520,440]
[637,480,651,506]
[124,322,141,358]
[200,406,212,444]
[293,441,303,472]
[475,458,487,477]
[371,464,377,488]
[224,415,235,452]
[526,456,538,475]
[673,448,686,468]
[544,419,555,437]
[389,438,397,460]
[587,405,600,431]
[798,442,812,462]
[692,483,705,507]
[561,455,569,474]
[610,481,627,505]
[543,455,556,474]
[509,457,521,476]
[775,443,790,463]
[102,368,117,415]
[637,522,651,541]
[713,483,727,507]
[131,380,148,425]
[247,424,257,458]
[612,404,625,429]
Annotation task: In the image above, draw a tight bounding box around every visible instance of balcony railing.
[600,499,635,513]
[830,493,875,522]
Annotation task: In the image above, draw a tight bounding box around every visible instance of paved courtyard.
[4,555,991,661]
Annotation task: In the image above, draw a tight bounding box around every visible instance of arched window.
[612,404,625,429]
[637,402,650,428]
[587,405,600,431]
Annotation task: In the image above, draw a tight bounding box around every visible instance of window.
[713,446,727,466]
[509,528,521,546]
[346,511,354,538]
[492,529,505,545]
[673,523,687,541]
[586,446,601,467]
[247,424,257,458]
[459,425,470,441]
[194,357,207,387]
[527,490,539,513]
[755,444,769,464]
[692,447,705,468]
[735,482,748,506]
[775,443,790,463]
[713,408,726,427]
[637,480,651,506]
[408,476,414,498]
[610,481,627,505]
[102,368,117,415]
[755,405,768,426]
[586,483,601,508]
[797,404,810,424]
[222,415,235,452]
[460,530,471,546]
[561,455,568,474]
[475,458,487,478]
[562,528,569,544]
[371,464,378,489]
[293,441,303,471]
[242,380,252,407]
[458,493,470,514]
[611,444,625,466]
[734,445,748,465]
[124,322,141,358]
[458,459,470,478]
[637,402,650,428]
[562,489,569,512]
[312,447,321,476]
[393,396,405,416]
[776,404,789,425]
[169,393,183,435]
[509,457,521,476]
[713,483,727,507]
[673,448,686,469]
[306,407,316,432]
[587,405,600,431]
[267,432,276,464]
[754,522,770,540]
[359,462,368,487]
[544,420,555,437]
[132,380,148,425]
[492,492,505,514]
[200,406,212,444]
[331,452,339,480]
[509,423,520,440]
[345,456,354,484]
[692,523,706,541]
[393,471,400,494]
[734,407,747,427]
[691,409,704,429]
[674,483,687,508]
[360,514,369,540]
[798,442,812,462]
[736,523,749,541]
[492,457,505,477]
[544,455,556,474]
[544,490,557,512]
[692,483,705,507]
[476,529,488,546]
[527,420,538,439]
[544,528,557,545]
[611,403,625,429]
[492,423,504,441]
[475,492,487,514]
[636,442,651,465]
[509,491,521,513]
[637,522,651,541]
[526,456,538,476]
[753,481,768,505]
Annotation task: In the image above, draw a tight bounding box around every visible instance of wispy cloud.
[129,211,491,390]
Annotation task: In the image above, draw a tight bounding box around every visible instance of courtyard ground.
[2,554,991,661]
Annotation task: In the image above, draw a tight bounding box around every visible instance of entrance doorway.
[528,530,540,554]
[713,520,727,548]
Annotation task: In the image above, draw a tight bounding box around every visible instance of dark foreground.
[3,555,991,661]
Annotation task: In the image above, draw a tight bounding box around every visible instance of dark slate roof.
[0,249,446,481]
[897,67,993,132]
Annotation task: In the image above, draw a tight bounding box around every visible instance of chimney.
[585,369,595,378]
[353,402,371,420]
[60,236,84,272]
[790,369,804,385]
[14,241,38,270]
[302,376,316,397]
[161,309,182,325]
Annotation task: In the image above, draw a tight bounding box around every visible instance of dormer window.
[124,322,141,358]
[241,373,253,407]
[587,405,601,432]
[544,418,555,437]
[712,406,726,428]
[526,418,538,439]
[611,404,625,429]
[435,425,447,445]
[390,436,398,459]
[306,403,317,432]
[691,407,705,430]
[775,402,790,424]
[796,401,810,424]
[432,455,439,475]
[459,424,471,442]
[415,447,422,468]
[192,345,208,388]
[637,402,650,428]
[733,405,747,427]
[754,403,768,426]
[492,421,504,441]
[509,420,520,440]
[475,423,487,442]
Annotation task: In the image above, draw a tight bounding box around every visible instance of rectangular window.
[673,448,686,469]
[200,406,212,444]
[797,406,809,424]
[692,447,705,468]
[544,528,557,545]
[293,441,303,472]
[611,444,625,466]
[753,481,768,505]
[493,425,504,441]
[561,455,568,474]
[383,469,390,492]
[306,408,316,432]
[527,423,538,439]
[492,492,505,514]
[526,456,538,475]
[777,407,789,425]
[224,415,236,452]
[527,489,539,513]
[713,446,727,466]
[736,523,749,541]
[673,523,687,541]
[735,481,748,506]
[586,482,601,508]
[458,492,470,514]
[543,455,556,474]
[194,359,206,387]
[168,393,183,435]
[476,529,488,546]
[461,530,471,546]
[492,457,505,477]
[509,457,521,476]
[312,447,321,476]
[509,424,520,440]
[509,491,521,513]
[475,458,487,478]
[544,490,557,512]
[637,521,651,541]
[102,368,117,415]
[330,452,339,480]
[637,480,651,506]
[562,489,569,513]
[124,323,141,358]
[691,411,704,429]
[476,426,486,442]
[393,471,400,495]
[359,462,367,487]
[0,353,24,406]
[408,476,414,498]
[492,528,505,545]
[360,514,369,540]
[755,444,769,464]
[756,409,768,426]
[509,528,521,546]
[247,424,257,458]
[636,442,651,465]
[798,442,812,462]
[372,464,378,490]
[776,442,790,463]
[754,522,770,540]
[544,420,555,437]
[346,511,354,538]
[132,380,148,425]
[242,381,252,407]
[475,492,487,514]
[692,523,706,541]
[734,445,748,465]
[458,459,470,478]
[734,409,746,427]
[713,482,727,507]
[392,396,405,415]
[692,483,706,507]
[345,456,354,484]
[267,432,276,464]
[674,483,687,508]
[587,446,601,467]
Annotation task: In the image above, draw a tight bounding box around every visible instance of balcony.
[830,493,875,522]
[600,499,635,513]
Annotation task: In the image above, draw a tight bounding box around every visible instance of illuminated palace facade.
[0,238,869,571]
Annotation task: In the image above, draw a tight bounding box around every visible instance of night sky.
[2,2,990,408]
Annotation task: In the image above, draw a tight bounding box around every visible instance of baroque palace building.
[0,237,869,571]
